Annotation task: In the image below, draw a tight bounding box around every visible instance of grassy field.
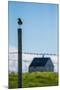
[9,72,58,88]
[8,72,18,88]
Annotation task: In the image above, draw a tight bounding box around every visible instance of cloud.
[8,47,58,73]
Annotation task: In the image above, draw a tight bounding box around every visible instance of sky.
[8,2,58,54]
[8,2,58,73]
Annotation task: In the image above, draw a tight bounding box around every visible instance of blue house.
[29,57,54,72]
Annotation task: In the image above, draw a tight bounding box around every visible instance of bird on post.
[17,18,23,25]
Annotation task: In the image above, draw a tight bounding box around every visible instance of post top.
[17,18,23,25]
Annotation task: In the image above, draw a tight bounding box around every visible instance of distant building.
[29,57,54,72]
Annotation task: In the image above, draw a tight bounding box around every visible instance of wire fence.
[9,51,57,56]
[8,52,59,73]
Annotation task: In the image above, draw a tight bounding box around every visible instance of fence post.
[18,28,22,88]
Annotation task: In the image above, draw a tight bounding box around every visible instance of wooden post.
[18,28,22,88]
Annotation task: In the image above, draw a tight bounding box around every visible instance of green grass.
[22,72,58,88]
[8,72,18,89]
[9,72,58,88]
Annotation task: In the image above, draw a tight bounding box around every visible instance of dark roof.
[29,57,51,67]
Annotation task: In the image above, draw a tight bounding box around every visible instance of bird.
[17,18,23,25]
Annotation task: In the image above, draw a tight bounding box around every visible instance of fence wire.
[8,52,59,73]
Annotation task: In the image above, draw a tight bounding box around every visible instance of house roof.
[29,57,51,67]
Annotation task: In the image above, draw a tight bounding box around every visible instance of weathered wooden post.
[17,18,23,88]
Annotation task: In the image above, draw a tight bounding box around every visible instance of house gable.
[45,59,54,71]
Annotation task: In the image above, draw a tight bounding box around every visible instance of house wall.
[29,66,47,72]
[45,60,54,72]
